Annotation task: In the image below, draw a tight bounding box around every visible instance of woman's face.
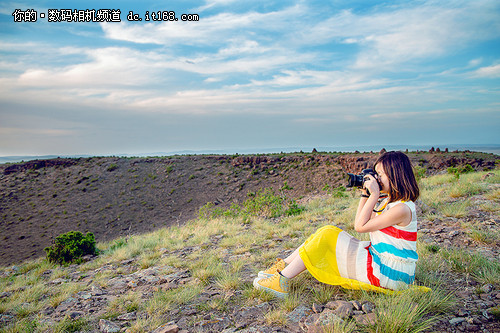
[375,163,390,193]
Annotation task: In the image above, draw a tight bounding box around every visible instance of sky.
[0,0,499,156]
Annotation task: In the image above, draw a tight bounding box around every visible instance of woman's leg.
[283,243,304,264]
[281,251,306,279]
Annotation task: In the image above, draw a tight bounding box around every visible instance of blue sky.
[0,0,499,156]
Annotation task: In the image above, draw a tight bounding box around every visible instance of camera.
[346,168,377,188]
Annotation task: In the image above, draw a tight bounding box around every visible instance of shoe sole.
[252,277,288,298]
[258,271,274,279]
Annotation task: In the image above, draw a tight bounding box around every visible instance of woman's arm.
[354,175,412,233]
[354,193,379,232]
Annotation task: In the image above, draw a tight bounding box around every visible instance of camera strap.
[373,197,388,214]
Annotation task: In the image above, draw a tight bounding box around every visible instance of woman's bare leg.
[281,254,306,279]
[283,243,304,264]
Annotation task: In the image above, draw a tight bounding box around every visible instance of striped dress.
[298,198,420,293]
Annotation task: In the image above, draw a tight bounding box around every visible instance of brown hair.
[374,151,419,202]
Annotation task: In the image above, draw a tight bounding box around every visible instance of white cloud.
[302,1,500,69]
[17,47,165,88]
[100,5,304,46]
[194,0,239,12]
[473,63,500,78]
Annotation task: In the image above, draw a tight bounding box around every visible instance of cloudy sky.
[1,0,499,156]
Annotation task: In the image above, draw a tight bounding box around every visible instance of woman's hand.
[363,174,380,197]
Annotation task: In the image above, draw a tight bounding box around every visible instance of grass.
[440,247,500,284]
[0,167,498,332]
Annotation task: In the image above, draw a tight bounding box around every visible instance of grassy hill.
[0,167,499,332]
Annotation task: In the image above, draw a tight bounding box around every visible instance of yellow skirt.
[298,225,430,294]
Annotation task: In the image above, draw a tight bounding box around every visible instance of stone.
[99,319,121,333]
[287,305,313,325]
[486,306,500,320]
[150,324,179,333]
[351,300,362,311]
[316,309,343,326]
[127,280,140,288]
[354,312,377,326]
[325,300,351,310]
[481,284,494,294]
[362,301,375,313]
[79,292,92,300]
[334,303,353,319]
[117,312,137,321]
[69,311,84,319]
[55,298,76,313]
[0,292,12,299]
[300,313,319,332]
[312,303,324,313]
[449,317,466,325]
[50,278,68,285]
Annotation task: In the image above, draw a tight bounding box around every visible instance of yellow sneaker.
[253,271,289,298]
[258,258,286,278]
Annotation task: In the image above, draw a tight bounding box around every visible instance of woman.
[253,151,422,297]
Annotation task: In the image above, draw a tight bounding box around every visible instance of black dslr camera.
[346,168,377,188]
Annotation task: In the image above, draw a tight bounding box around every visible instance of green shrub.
[447,164,475,179]
[198,188,304,219]
[414,165,427,181]
[107,163,118,172]
[44,231,98,265]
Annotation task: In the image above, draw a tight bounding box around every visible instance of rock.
[354,312,377,326]
[50,278,68,285]
[91,285,105,296]
[117,312,137,321]
[449,317,466,325]
[457,308,469,317]
[108,280,128,291]
[316,309,343,326]
[0,292,12,299]
[325,300,351,310]
[287,305,313,325]
[448,230,460,237]
[99,319,121,333]
[486,306,500,320]
[362,301,375,313]
[195,317,231,332]
[480,284,494,294]
[69,311,84,319]
[78,292,92,300]
[351,300,362,311]
[55,298,76,313]
[127,280,140,288]
[150,324,179,333]
[335,303,353,319]
[312,303,324,313]
[234,302,270,328]
[300,313,319,332]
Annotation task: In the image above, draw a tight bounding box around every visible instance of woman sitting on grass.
[253,151,422,297]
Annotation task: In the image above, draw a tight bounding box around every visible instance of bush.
[413,165,427,181]
[447,164,475,179]
[107,163,118,171]
[198,187,304,219]
[44,231,98,265]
